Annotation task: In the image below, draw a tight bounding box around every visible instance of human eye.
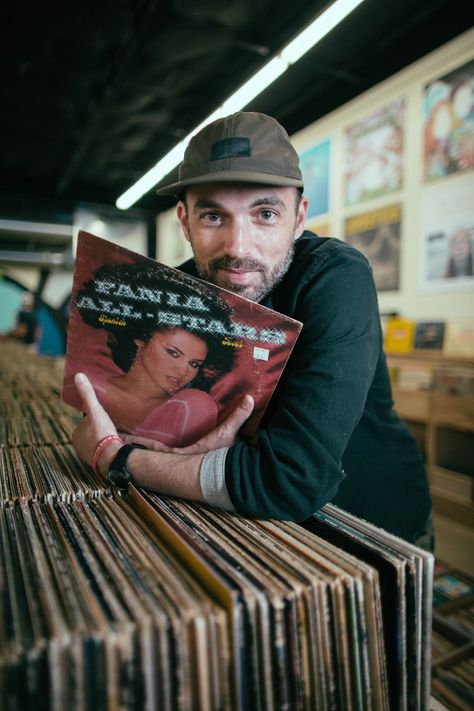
[165,347,179,358]
[189,360,202,369]
[202,210,223,224]
[258,208,277,221]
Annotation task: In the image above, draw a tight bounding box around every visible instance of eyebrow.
[250,197,286,208]
[163,340,183,355]
[192,196,286,211]
[193,199,222,211]
[163,339,205,361]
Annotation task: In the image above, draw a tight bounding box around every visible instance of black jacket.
[180,232,432,543]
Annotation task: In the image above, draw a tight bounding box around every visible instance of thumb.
[219,394,254,436]
[171,394,255,454]
[74,372,102,415]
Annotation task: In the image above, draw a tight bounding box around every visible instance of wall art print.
[344,98,404,206]
[345,204,401,292]
[423,59,474,181]
[298,138,331,219]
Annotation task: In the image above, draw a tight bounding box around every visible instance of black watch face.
[108,468,132,489]
[107,442,144,490]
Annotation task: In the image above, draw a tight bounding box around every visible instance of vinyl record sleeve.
[128,487,252,709]
[163,499,297,710]
[136,491,282,710]
[260,518,389,711]
[197,506,344,710]
[322,503,434,711]
[308,504,434,711]
[86,495,224,711]
[62,231,302,446]
[304,508,408,710]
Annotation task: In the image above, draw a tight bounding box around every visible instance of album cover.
[413,321,445,351]
[62,231,302,446]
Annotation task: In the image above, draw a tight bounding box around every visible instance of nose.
[174,361,191,379]
[223,217,252,258]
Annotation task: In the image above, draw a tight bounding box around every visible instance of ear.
[295,194,309,239]
[134,338,145,349]
[176,201,191,243]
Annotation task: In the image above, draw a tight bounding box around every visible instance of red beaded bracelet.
[92,435,124,476]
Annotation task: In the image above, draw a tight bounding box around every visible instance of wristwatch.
[108,443,147,492]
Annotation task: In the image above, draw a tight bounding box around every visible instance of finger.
[220,394,254,435]
[73,372,102,415]
[119,433,153,446]
[146,441,173,452]
[119,432,172,452]
[181,394,254,453]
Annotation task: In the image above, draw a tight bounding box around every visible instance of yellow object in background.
[384,317,415,354]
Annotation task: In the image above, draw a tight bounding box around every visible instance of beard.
[189,232,295,303]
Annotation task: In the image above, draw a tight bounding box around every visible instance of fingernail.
[75,372,86,383]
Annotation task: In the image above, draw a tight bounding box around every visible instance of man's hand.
[71,372,118,469]
[72,371,254,463]
[71,373,254,500]
[120,394,255,454]
[175,394,254,453]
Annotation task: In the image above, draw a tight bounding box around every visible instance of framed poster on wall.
[344,98,405,206]
[345,204,401,292]
[298,138,331,219]
[420,176,474,290]
[423,59,474,182]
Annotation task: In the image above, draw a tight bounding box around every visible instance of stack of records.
[0,489,434,709]
[0,342,434,710]
[0,343,65,403]
[431,562,474,709]
[0,399,82,446]
[0,443,110,503]
[306,505,434,711]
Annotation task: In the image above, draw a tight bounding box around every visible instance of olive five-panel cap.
[155,111,304,195]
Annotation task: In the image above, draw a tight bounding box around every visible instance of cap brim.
[156,169,304,196]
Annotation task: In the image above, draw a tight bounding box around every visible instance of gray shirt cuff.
[199,447,235,511]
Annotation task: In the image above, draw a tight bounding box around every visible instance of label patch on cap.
[210,137,251,161]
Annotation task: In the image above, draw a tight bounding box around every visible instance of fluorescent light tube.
[116,0,365,210]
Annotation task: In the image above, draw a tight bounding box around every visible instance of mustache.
[209,256,265,272]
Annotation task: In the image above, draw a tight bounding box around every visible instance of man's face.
[176,183,308,302]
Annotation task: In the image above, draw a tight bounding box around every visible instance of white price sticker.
[253,347,269,361]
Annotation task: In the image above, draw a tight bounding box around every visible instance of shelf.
[431,492,474,528]
[431,393,474,430]
[430,466,473,501]
[392,390,474,430]
[388,352,474,528]
[387,351,474,367]
[392,388,430,422]
[433,428,474,477]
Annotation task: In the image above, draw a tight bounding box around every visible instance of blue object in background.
[299,138,331,219]
[0,277,66,356]
[37,305,65,356]
[0,278,22,331]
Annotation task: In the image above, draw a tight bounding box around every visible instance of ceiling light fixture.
[116,0,365,210]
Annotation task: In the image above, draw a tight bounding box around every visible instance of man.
[72,111,432,548]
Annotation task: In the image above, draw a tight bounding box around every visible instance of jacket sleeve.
[224,244,381,521]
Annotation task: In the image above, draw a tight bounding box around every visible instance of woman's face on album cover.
[133,328,208,395]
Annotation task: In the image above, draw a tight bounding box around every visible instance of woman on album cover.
[64,261,236,447]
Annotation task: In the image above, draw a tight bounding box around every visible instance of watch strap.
[108,443,147,491]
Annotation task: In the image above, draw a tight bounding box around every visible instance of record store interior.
[1,1,473,709]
